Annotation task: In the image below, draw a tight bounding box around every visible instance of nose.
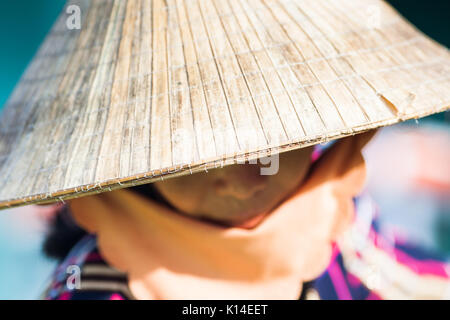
[214,164,268,200]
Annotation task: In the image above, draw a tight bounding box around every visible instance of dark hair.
[43,184,167,260]
[42,205,87,260]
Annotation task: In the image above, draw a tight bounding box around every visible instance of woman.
[43,132,371,299]
[0,0,448,300]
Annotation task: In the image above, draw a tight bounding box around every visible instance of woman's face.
[153,147,314,226]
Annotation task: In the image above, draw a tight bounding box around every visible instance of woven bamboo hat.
[0,0,449,209]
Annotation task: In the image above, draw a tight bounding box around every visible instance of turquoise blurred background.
[0,1,448,299]
[0,1,65,110]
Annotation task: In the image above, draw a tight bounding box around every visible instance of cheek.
[153,180,204,214]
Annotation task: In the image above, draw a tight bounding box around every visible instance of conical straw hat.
[0,0,449,209]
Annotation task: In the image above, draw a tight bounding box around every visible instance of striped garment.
[305,194,450,300]
[44,235,134,300]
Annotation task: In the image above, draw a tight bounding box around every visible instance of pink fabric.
[328,259,352,300]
